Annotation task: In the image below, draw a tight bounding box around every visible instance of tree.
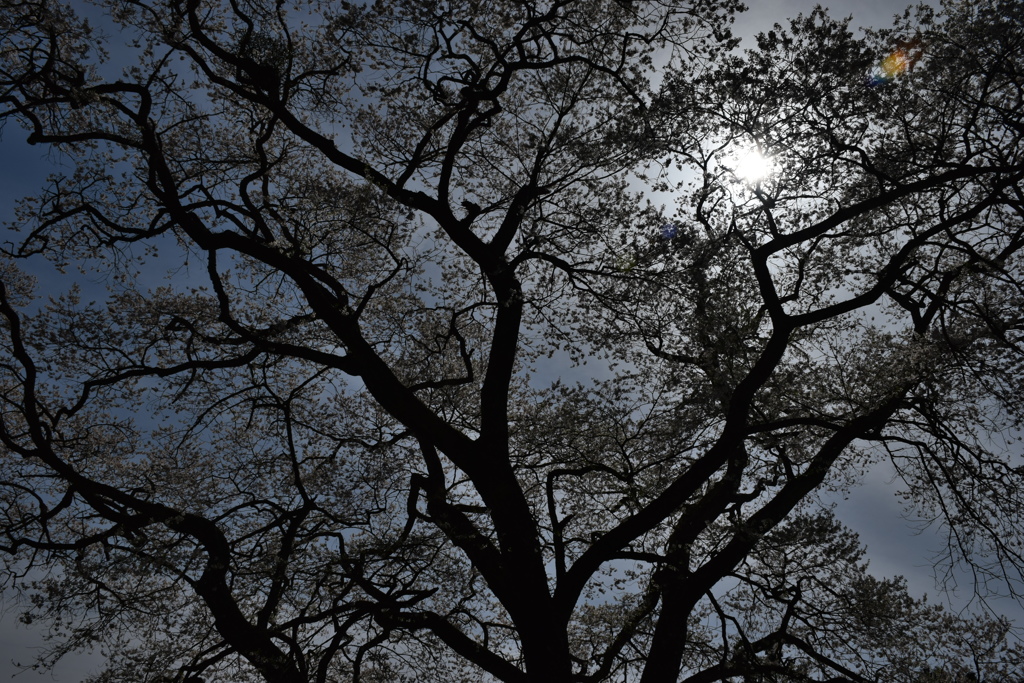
[0,0,1023,680]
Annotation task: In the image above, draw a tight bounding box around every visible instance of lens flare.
[867,37,923,87]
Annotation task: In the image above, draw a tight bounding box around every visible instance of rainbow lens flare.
[867,38,923,87]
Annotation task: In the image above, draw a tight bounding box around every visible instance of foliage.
[1,0,1023,680]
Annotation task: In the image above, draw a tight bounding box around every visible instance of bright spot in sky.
[731,146,774,183]
[867,38,923,87]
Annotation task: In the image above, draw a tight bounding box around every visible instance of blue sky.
[2,0,1021,680]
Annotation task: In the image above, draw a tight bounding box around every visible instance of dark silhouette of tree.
[0,0,1022,680]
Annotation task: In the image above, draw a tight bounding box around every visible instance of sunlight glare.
[733,147,773,183]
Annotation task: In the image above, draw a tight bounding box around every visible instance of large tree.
[1,0,1023,680]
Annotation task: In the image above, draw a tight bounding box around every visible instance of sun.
[732,146,774,183]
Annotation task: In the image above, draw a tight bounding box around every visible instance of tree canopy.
[1,0,1023,680]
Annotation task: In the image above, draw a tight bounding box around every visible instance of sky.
[1,0,1020,681]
